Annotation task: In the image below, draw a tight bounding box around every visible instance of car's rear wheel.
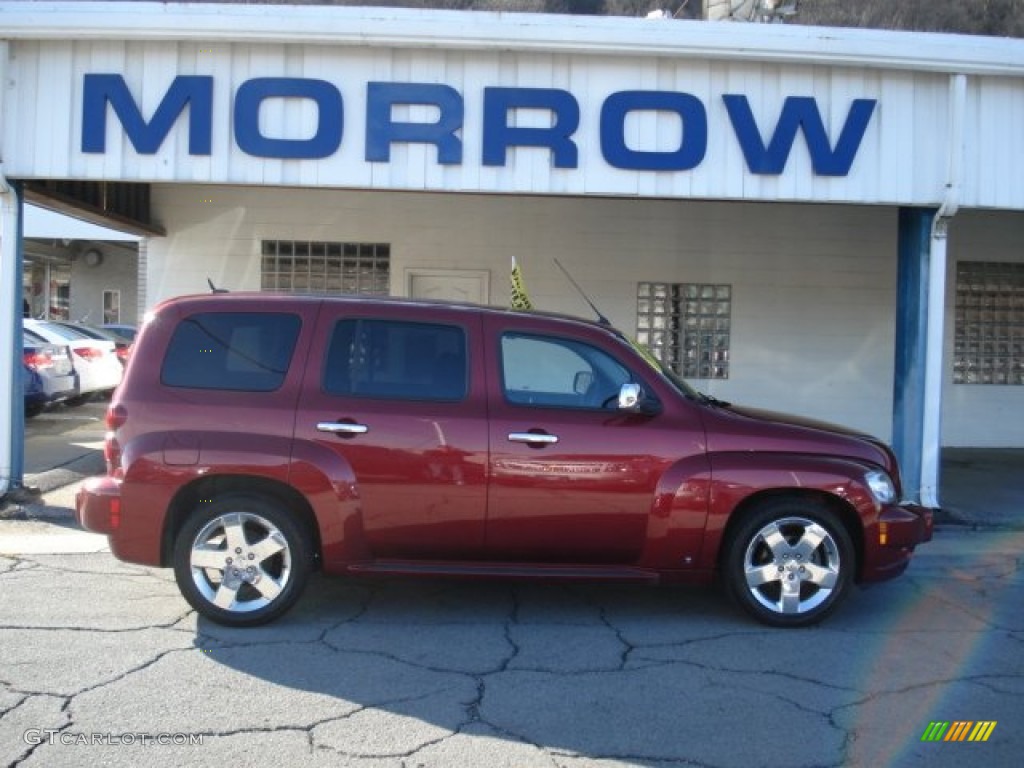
[723,499,854,628]
[173,495,312,626]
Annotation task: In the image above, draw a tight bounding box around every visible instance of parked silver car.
[24,319,122,402]
[53,321,133,366]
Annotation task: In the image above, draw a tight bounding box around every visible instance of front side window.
[161,312,301,392]
[324,319,467,401]
[501,333,631,409]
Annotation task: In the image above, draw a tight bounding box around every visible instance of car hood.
[724,404,871,438]
[700,401,898,477]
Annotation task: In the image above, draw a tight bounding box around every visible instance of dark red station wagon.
[76,293,933,627]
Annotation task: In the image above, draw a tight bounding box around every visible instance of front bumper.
[881,502,934,546]
[861,502,934,582]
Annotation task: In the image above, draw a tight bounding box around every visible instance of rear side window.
[161,312,301,392]
[324,319,467,401]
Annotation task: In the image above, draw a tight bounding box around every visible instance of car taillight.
[116,346,131,364]
[110,497,121,530]
[74,347,104,361]
[23,351,53,370]
[104,404,128,476]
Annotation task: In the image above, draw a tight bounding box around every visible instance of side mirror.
[617,382,661,415]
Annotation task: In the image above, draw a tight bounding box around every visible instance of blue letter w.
[723,95,875,177]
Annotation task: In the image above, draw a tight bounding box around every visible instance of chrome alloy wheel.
[742,516,842,616]
[188,511,293,614]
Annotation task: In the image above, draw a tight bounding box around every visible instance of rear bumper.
[76,474,165,566]
[75,475,122,535]
[42,373,78,402]
[861,502,934,582]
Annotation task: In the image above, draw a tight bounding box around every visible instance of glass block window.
[261,241,390,295]
[953,261,1024,385]
[636,282,731,379]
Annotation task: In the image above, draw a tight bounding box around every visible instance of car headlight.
[865,470,897,504]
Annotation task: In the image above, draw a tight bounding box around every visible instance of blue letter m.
[82,74,213,155]
[724,95,876,176]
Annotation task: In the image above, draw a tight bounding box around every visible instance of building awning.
[23,205,142,242]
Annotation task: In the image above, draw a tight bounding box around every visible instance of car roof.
[25,319,91,340]
[52,321,120,341]
[153,292,619,335]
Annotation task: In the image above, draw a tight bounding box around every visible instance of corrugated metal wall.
[6,39,1020,209]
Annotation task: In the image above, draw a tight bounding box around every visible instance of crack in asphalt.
[598,605,636,671]
[0,687,31,719]
[175,688,465,760]
[4,558,171,582]
[3,691,71,767]
[6,646,189,703]
[835,672,1024,715]
[2,560,41,573]
[0,611,195,634]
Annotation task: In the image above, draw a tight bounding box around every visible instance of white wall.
[69,244,139,326]
[148,185,902,441]
[943,211,1024,447]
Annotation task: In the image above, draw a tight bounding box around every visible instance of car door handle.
[508,431,559,445]
[317,421,369,435]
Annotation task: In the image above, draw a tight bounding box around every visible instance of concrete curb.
[0,452,104,521]
[27,452,106,494]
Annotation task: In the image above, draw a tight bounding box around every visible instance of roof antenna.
[207,278,228,294]
[554,258,611,326]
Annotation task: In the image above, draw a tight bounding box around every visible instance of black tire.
[722,498,854,628]
[173,494,312,627]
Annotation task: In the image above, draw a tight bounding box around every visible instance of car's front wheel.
[173,495,312,626]
[723,499,854,628]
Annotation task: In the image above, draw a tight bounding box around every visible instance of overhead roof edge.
[2,1,1024,77]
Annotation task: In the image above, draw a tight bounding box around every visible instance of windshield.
[608,329,704,401]
[652,357,705,401]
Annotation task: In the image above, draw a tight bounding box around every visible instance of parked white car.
[24,319,122,401]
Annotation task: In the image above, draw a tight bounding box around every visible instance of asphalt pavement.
[1,517,1022,768]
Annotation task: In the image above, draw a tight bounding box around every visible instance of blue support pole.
[10,180,25,484]
[1,175,25,498]
[892,206,938,504]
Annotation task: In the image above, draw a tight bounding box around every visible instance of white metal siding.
[5,38,1022,209]
[963,78,1024,209]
